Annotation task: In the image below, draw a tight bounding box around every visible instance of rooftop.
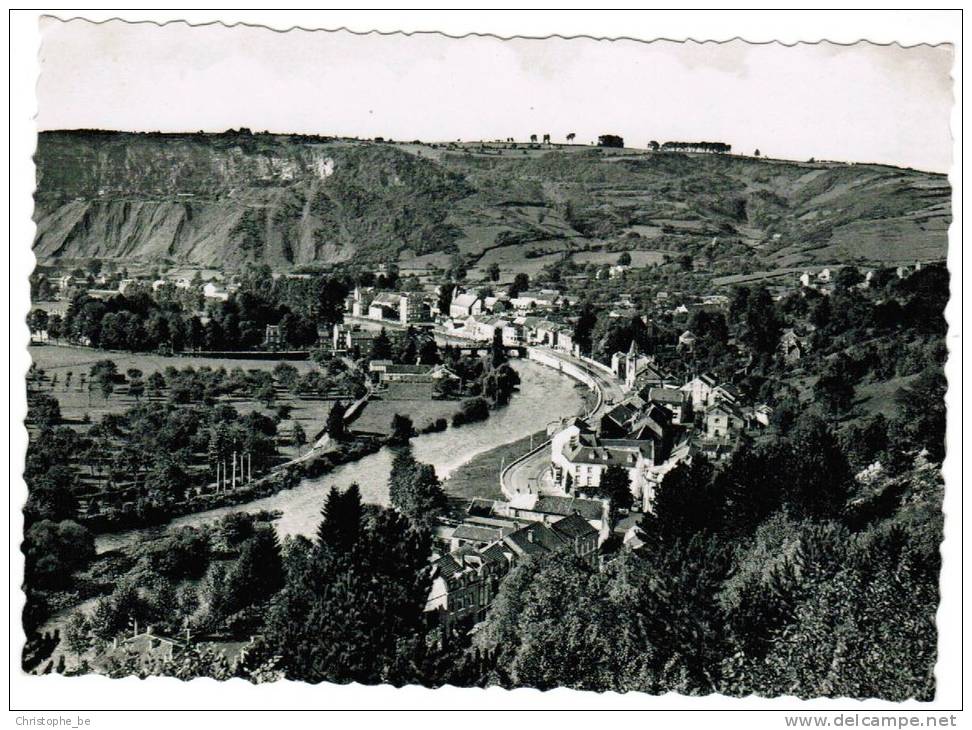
[371,292,401,306]
[467,498,503,517]
[533,495,606,522]
[648,387,685,405]
[551,513,599,540]
[453,292,481,307]
[451,523,512,544]
[503,522,567,557]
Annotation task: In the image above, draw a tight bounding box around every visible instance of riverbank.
[82,437,381,535]
[442,429,546,504]
[92,359,587,552]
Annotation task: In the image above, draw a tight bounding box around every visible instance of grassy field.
[349,398,459,437]
[570,249,668,268]
[442,429,545,504]
[712,268,802,287]
[464,242,669,284]
[28,343,318,377]
[855,374,918,419]
[466,250,567,283]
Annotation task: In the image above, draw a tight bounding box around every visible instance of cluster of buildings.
[425,495,607,636]
[47,269,238,304]
[798,267,837,296]
[798,262,925,295]
[447,287,566,321]
[342,282,579,356]
[548,342,771,513]
[331,322,407,354]
[346,286,431,325]
[344,284,570,330]
[459,313,576,354]
[423,342,771,636]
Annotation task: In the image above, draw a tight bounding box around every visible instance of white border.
[6,8,964,723]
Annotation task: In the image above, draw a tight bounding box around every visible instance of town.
[25,236,947,688]
[16,10,957,711]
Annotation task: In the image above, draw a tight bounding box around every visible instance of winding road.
[501,347,626,498]
[338,315,630,500]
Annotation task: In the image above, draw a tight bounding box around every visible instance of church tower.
[625,339,640,390]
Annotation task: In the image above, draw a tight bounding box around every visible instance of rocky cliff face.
[33,131,469,268]
[33,131,950,271]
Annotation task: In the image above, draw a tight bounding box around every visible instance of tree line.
[649,140,732,153]
[470,409,940,699]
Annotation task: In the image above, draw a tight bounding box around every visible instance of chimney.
[527,530,534,543]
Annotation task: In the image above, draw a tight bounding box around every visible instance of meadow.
[348,398,459,437]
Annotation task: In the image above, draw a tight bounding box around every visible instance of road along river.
[94,359,586,553]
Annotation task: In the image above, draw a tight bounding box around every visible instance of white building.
[450,291,483,320]
[367,291,427,325]
[550,419,656,507]
[680,373,718,409]
[647,387,690,424]
[203,282,230,301]
[465,314,518,344]
[511,289,561,310]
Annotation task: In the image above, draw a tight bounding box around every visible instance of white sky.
[38,17,954,172]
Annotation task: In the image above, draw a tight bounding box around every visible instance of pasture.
[349,398,459,437]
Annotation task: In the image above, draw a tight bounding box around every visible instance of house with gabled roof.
[449,522,518,551]
[681,372,719,409]
[779,328,811,364]
[465,314,515,343]
[424,542,512,636]
[504,492,611,544]
[597,398,672,443]
[450,291,483,320]
[549,512,599,566]
[711,382,741,406]
[368,360,456,400]
[512,289,562,310]
[646,386,690,424]
[502,521,568,558]
[467,498,504,518]
[753,403,774,427]
[677,330,697,352]
[704,400,746,439]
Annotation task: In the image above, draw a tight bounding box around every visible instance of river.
[94,359,586,553]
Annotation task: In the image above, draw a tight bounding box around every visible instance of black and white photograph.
[9,9,963,722]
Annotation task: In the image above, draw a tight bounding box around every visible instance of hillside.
[33,131,950,272]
